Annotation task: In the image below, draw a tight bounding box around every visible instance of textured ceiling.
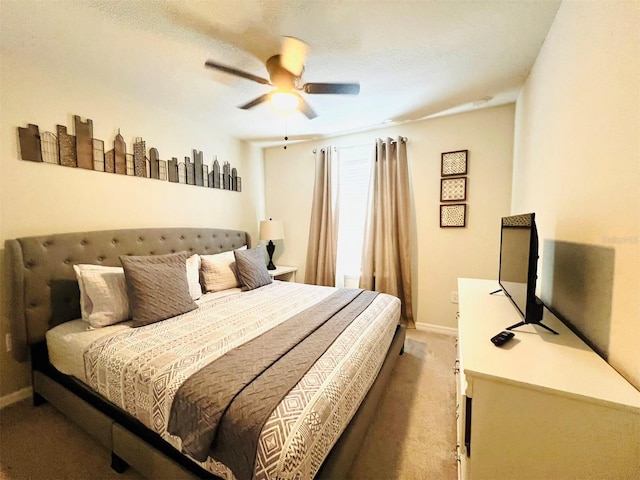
[1,0,561,145]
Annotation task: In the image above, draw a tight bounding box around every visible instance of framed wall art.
[441,177,467,202]
[441,150,468,176]
[440,203,467,228]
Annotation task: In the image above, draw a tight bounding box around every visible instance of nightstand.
[268,265,297,282]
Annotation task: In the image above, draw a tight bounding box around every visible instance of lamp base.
[266,240,276,270]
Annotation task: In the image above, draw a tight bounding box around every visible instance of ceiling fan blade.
[303,83,360,95]
[238,93,271,110]
[205,60,271,86]
[294,93,317,119]
[280,36,309,76]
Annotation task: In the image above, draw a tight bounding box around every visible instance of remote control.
[491,331,515,346]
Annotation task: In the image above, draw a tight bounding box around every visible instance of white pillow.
[200,246,246,292]
[186,254,202,300]
[73,264,130,328]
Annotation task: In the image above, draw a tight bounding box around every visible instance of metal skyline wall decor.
[17,115,242,192]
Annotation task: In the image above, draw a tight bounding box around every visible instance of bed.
[6,227,405,479]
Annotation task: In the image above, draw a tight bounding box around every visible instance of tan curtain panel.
[361,137,414,327]
[305,146,339,286]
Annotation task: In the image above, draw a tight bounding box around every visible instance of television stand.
[506,320,559,335]
[456,278,640,479]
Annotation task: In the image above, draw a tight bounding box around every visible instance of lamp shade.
[259,219,284,241]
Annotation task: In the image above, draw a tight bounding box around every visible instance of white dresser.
[456,278,640,480]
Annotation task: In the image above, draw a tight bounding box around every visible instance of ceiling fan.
[205,37,360,119]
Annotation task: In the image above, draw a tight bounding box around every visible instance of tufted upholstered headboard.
[6,227,251,362]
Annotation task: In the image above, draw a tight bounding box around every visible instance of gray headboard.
[6,227,251,362]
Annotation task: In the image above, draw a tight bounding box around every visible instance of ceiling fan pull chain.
[283,122,288,150]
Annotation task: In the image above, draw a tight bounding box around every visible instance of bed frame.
[6,227,406,479]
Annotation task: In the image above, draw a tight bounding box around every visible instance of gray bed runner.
[167,288,378,479]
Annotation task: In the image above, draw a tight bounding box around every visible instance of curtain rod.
[312,137,408,154]
[312,146,338,154]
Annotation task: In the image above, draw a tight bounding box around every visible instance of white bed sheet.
[46,319,130,381]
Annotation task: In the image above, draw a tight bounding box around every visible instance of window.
[335,146,372,287]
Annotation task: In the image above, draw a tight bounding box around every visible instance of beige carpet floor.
[347,328,458,479]
[0,328,457,480]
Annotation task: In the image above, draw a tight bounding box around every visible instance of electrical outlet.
[450,291,459,304]
[5,333,12,352]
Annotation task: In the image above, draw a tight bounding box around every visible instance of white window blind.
[335,145,372,288]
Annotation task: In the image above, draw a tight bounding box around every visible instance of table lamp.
[259,219,284,270]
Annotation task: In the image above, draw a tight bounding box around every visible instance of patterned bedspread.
[83,281,400,479]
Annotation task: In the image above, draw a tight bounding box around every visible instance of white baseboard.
[0,386,32,409]
[415,322,458,337]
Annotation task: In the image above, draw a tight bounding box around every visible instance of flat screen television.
[497,213,558,335]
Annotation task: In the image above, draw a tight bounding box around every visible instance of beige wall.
[513,1,639,388]
[264,104,515,329]
[0,22,264,399]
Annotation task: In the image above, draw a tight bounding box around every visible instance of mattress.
[46,281,399,479]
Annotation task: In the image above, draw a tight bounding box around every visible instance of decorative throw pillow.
[186,254,202,300]
[73,264,130,328]
[120,251,197,327]
[234,246,273,291]
[200,246,247,292]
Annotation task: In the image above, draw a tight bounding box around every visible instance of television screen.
[498,217,532,318]
[498,213,557,334]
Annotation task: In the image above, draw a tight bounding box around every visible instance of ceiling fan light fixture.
[271,90,299,112]
[204,36,358,120]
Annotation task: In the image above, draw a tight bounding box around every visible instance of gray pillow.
[120,251,197,327]
[234,246,273,290]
